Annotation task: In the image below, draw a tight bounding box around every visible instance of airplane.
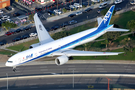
[5,5,129,71]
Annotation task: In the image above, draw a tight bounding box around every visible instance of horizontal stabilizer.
[107,28,129,32]
[52,50,123,56]
[97,17,102,25]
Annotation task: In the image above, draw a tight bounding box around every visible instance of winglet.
[98,5,115,29]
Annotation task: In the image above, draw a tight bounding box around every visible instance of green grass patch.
[0,49,16,55]
[111,11,135,29]
[7,39,39,51]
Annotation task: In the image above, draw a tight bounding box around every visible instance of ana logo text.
[26,54,33,59]
[103,11,112,24]
[39,25,42,31]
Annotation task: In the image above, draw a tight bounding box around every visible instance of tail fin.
[98,5,115,29]
[34,13,54,44]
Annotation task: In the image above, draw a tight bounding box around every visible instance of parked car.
[130,0,135,5]
[14,28,22,34]
[21,34,30,39]
[0,41,6,46]
[5,31,14,36]
[54,9,62,15]
[75,11,82,15]
[12,36,22,42]
[65,7,74,11]
[114,0,123,4]
[83,8,92,13]
[0,10,3,14]
[47,10,55,15]
[13,13,21,17]
[73,3,82,8]
[24,26,32,31]
[68,20,77,25]
[61,22,68,27]
[99,2,108,8]
[5,6,12,11]
[68,14,76,18]
[1,15,10,20]
[51,25,60,30]
[29,33,37,37]
[115,7,122,11]
[35,7,42,11]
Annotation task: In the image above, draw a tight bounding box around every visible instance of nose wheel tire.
[13,67,16,72]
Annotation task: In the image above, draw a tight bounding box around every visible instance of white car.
[75,11,82,15]
[29,33,37,37]
[0,10,3,14]
[68,20,77,25]
[54,9,62,15]
[115,0,123,4]
[2,15,10,20]
[73,3,82,8]
[69,5,75,9]
[130,1,135,5]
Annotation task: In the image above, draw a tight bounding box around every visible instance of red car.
[5,31,14,36]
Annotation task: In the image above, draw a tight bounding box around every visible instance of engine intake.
[55,55,68,65]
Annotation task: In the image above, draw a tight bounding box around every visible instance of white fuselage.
[6,26,111,67]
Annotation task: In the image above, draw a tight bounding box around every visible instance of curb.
[0,74,135,81]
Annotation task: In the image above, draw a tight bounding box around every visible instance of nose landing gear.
[13,66,16,72]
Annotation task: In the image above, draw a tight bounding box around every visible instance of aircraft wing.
[52,49,123,56]
[107,28,129,32]
[34,13,54,45]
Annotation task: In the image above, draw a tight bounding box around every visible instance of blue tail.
[98,5,115,29]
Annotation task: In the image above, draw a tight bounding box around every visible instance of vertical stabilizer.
[34,13,54,44]
[98,5,115,29]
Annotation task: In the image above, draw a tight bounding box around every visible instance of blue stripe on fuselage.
[17,25,112,66]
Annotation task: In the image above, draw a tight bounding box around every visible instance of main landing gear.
[13,66,16,72]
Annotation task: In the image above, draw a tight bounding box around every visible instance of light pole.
[6,73,8,90]
[73,70,74,88]
[106,77,111,90]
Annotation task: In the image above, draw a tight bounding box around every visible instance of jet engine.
[55,55,69,65]
[29,43,41,49]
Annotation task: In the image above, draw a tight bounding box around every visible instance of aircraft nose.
[5,62,12,67]
[5,62,9,66]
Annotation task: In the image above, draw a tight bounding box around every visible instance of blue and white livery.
[5,5,129,71]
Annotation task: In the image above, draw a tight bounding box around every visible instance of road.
[0,0,133,44]
[0,63,135,89]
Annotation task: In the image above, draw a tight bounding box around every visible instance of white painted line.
[40,66,47,68]
[99,71,107,72]
[68,68,76,70]
[96,65,103,67]
[126,69,132,70]
[97,68,104,70]
[40,69,48,71]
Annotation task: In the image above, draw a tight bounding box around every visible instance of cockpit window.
[8,61,13,63]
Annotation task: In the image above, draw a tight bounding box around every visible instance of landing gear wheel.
[13,67,16,72]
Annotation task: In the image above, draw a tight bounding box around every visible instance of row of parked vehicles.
[51,20,77,31]
[0,32,37,46]
[5,26,32,36]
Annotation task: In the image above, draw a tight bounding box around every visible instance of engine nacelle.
[29,43,41,49]
[55,55,69,65]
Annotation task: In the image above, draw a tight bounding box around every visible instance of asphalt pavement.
[0,63,135,89]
